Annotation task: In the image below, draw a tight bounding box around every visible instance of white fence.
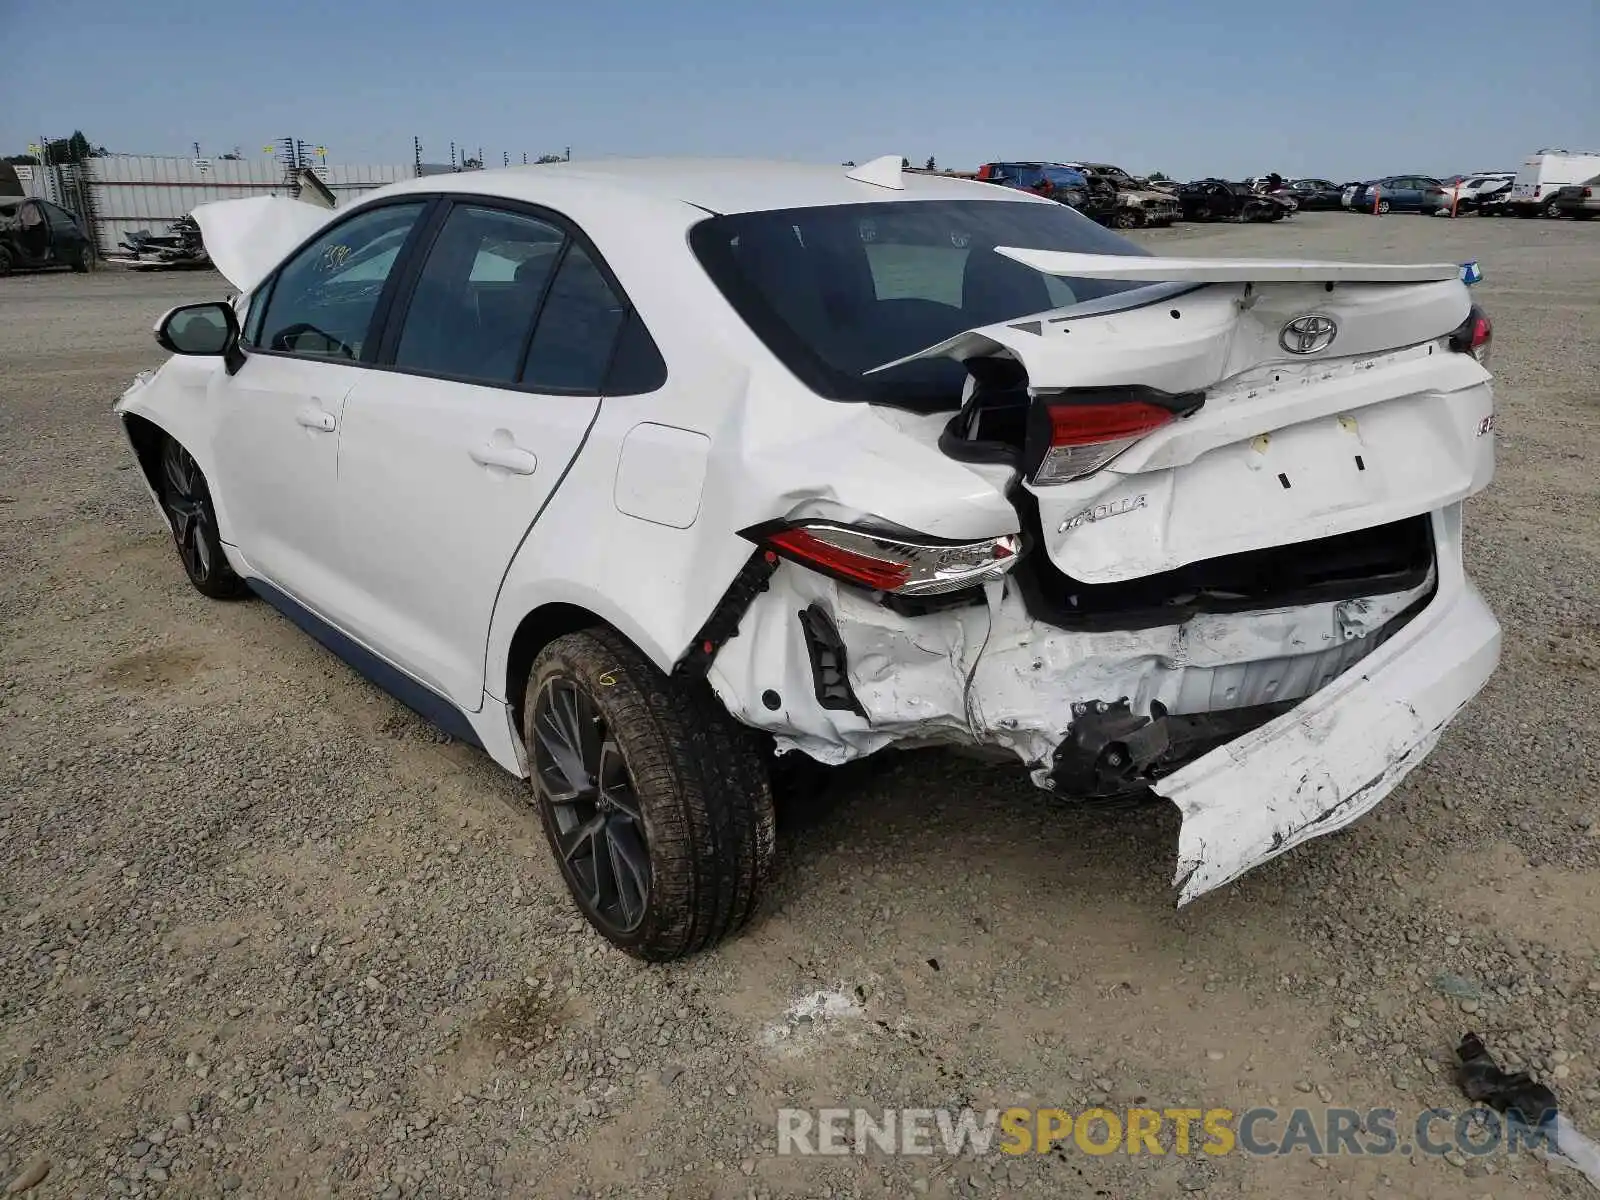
[18,155,420,253]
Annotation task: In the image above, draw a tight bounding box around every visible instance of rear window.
[689,199,1156,412]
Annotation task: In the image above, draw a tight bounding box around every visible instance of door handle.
[469,443,538,475]
[295,405,337,432]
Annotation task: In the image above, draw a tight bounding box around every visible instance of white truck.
[1506,150,1600,216]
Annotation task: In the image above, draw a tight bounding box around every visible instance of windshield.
[689,199,1154,411]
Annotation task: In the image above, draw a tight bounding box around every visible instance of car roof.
[363,157,1039,218]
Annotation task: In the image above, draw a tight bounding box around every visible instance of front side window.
[393,205,565,384]
[252,202,426,360]
[690,199,1155,412]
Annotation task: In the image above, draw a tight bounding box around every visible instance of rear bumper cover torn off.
[1158,542,1499,903]
[710,510,1500,905]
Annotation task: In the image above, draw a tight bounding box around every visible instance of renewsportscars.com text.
[777,1106,1554,1159]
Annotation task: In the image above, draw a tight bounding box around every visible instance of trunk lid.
[876,250,1490,587]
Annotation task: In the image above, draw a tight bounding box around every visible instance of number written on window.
[252,202,426,360]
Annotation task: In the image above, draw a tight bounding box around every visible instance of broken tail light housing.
[1449,304,1492,364]
[1025,386,1204,485]
[743,520,1019,596]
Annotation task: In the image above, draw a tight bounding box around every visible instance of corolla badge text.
[1059,494,1148,532]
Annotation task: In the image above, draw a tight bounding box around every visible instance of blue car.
[1348,175,1450,215]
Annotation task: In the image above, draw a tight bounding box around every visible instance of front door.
[214,199,429,613]
[14,201,51,264]
[335,203,629,709]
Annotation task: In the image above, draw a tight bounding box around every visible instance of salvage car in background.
[115,157,1501,959]
[975,161,1104,219]
[1177,179,1284,222]
[1283,179,1346,211]
[1551,180,1599,220]
[0,196,97,274]
[1065,162,1181,228]
[1505,150,1600,217]
[1342,181,1373,209]
[1350,176,1450,214]
[1438,174,1515,216]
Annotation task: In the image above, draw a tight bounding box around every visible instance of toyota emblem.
[1280,314,1338,355]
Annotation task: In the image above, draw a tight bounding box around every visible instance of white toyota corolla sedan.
[116,156,1501,959]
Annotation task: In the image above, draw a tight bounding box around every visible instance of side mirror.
[155,301,239,356]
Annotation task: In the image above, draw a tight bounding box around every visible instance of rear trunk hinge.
[672,548,781,679]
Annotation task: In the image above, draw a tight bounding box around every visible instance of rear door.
[334,200,629,709]
[40,202,88,260]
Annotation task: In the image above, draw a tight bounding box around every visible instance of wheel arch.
[121,412,175,521]
[503,602,629,741]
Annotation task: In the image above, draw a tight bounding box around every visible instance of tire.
[70,243,97,273]
[523,628,775,961]
[1542,196,1562,219]
[1376,200,1392,214]
[158,436,248,600]
[0,247,11,276]
[1113,208,1143,229]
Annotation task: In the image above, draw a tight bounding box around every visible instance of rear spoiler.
[865,251,1474,379]
[993,247,1462,284]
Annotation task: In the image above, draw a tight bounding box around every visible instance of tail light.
[1449,304,1492,364]
[1584,187,1593,198]
[744,520,1019,596]
[1026,387,1204,485]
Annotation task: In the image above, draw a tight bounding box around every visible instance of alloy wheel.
[531,676,651,935]
[161,439,217,585]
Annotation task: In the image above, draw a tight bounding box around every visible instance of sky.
[3,0,1597,182]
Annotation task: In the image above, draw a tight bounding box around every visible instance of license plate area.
[1041,390,1481,586]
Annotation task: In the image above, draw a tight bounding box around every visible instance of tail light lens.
[1449,305,1492,364]
[746,521,1019,596]
[1026,388,1204,485]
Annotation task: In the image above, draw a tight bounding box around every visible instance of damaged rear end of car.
[686,195,1500,905]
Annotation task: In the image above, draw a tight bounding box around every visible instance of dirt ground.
[2,210,1598,1200]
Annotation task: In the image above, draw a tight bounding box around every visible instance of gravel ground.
[2,211,1598,1200]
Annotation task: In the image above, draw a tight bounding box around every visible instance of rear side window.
[521,243,628,393]
[393,205,565,384]
[42,203,81,232]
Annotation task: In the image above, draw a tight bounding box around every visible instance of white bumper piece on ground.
[1158,512,1500,904]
